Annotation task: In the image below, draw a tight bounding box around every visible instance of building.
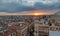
[51,11,60,26]
[33,15,60,36]
[0,15,60,36]
[0,16,34,36]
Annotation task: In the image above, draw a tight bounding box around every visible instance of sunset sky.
[0,0,60,36]
[0,0,60,15]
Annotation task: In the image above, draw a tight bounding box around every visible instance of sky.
[0,11,55,15]
[0,0,60,12]
[0,0,60,15]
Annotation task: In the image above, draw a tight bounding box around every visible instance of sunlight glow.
[34,12,43,16]
[34,13,38,15]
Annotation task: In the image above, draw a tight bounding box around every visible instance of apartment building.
[0,16,34,36]
[0,15,60,36]
[33,15,60,36]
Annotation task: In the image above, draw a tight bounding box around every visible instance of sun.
[33,12,45,16]
[34,13,39,16]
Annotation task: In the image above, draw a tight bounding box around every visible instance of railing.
[38,25,60,31]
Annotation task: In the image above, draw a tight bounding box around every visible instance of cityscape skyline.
[0,0,60,36]
[0,10,56,15]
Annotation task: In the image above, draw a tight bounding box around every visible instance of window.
[11,32,16,36]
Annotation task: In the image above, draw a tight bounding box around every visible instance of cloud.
[0,0,19,3]
[0,0,60,12]
[22,0,35,6]
[34,2,60,10]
